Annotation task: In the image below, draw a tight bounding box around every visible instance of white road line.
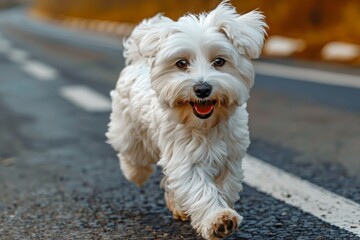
[0,38,11,53]
[7,48,29,63]
[254,62,360,89]
[263,35,306,56]
[243,154,360,237]
[59,85,111,112]
[321,41,360,61]
[21,61,58,81]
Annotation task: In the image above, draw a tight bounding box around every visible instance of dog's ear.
[207,1,268,59]
[130,14,174,58]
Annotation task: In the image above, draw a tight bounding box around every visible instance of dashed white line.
[21,61,58,81]
[0,37,57,80]
[7,48,29,63]
[243,154,360,237]
[263,35,306,56]
[322,41,360,61]
[255,62,360,89]
[59,85,111,112]
[0,38,11,53]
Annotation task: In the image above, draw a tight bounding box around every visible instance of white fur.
[107,1,267,239]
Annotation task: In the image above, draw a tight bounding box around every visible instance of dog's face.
[133,2,267,128]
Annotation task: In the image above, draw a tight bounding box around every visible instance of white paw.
[202,208,242,239]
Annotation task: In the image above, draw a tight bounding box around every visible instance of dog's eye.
[176,59,189,69]
[213,57,226,67]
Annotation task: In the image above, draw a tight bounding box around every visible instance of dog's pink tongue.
[194,101,213,115]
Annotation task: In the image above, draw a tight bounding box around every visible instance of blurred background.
[30,0,360,65]
[1,1,360,239]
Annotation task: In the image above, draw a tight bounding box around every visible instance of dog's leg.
[117,136,157,186]
[107,89,156,186]
[215,160,244,208]
[165,164,242,239]
[111,139,156,186]
[161,176,190,221]
[119,152,155,186]
[116,136,156,186]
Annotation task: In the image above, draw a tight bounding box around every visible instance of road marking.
[243,154,360,237]
[0,38,11,53]
[59,85,111,112]
[21,61,58,81]
[254,62,360,89]
[263,35,306,57]
[7,48,29,63]
[321,41,360,61]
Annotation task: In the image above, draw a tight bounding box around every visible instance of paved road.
[1,7,360,240]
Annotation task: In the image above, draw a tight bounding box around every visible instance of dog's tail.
[123,14,173,65]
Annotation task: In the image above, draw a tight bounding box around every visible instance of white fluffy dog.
[106,1,267,239]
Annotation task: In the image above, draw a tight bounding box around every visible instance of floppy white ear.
[208,2,268,59]
[130,14,173,58]
[231,10,267,58]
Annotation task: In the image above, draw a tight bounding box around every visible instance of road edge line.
[243,154,360,237]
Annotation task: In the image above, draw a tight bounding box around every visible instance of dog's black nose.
[193,83,212,98]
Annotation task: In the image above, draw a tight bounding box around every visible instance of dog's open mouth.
[190,100,216,119]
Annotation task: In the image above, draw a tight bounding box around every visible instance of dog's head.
[132,1,267,128]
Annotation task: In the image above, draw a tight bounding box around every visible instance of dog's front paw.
[203,208,242,239]
[172,208,190,221]
[212,215,238,239]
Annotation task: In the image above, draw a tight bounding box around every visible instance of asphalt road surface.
[1,7,360,240]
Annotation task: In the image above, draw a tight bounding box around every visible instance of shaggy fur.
[106,1,267,239]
